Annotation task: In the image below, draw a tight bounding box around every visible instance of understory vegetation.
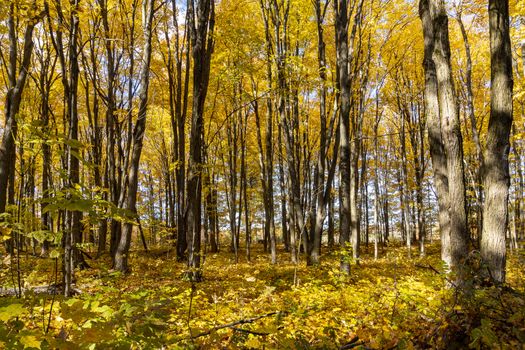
[1,242,524,349]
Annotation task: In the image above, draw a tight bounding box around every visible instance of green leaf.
[50,249,62,259]
[26,230,53,243]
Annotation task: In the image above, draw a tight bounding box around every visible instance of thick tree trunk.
[481,0,513,284]
[421,0,469,278]
[432,0,468,272]
[419,0,451,267]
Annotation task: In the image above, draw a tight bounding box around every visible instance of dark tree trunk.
[0,4,41,216]
[114,0,156,272]
[186,0,214,282]
[334,0,353,274]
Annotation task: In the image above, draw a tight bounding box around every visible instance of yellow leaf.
[0,304,26,322]
[20,335,41,349]
[245,336,261,349]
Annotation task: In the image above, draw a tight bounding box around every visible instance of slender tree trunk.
[240,111,251,262]
[373,93,382,259]
[400,106,411,257]
[114,0,156,272]
[0,4,40,216]
[258,1,277,259]
[37,35,55,257]
[334,0,352,274]
[278,124,289,253]
[456,10,483,243]
[308,0,330,266]
[186,0,214,281]
[175,1,190,261]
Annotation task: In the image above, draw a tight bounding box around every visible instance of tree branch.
[190,311,283,339]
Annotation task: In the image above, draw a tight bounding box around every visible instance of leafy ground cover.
[1,242,524,349]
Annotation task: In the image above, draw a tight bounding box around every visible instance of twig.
[187,282,196,345]
[415,263,457,288]
[190,311,283,339]
[232,327,270,336]
[46,257,58,334]
[415,263,441,275]
[78,249,93,260]
[339,335,362,349]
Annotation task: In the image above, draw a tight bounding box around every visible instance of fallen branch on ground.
[415,263,457,287]
[339,335,363,349]
[190,311,284,339]
[0,284,81,297]
[232,327,270,336]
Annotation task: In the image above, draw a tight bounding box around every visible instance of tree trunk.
[433,0,468,273]
[0,4,40,216]
[334,0,352,274]
[308,0,330,266]
[185,0,214,282]
[114,0,155,272]
[420,0,451,267]
[420,0,469,275]
[481,0,513,284]
[456,9,483,244]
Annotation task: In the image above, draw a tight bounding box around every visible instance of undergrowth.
[0,242,524,349]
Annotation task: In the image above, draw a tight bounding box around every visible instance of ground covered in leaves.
[1,242,524,349]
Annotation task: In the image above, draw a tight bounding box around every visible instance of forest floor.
[1,241,524,349]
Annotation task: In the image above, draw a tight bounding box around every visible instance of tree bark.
[420,0,468,276]
[0,3,41,216]
[334,0,352,274]
[114,0,156,272]
[456,9,483,244]
[481,0,513,283]
[186,0,214,282]
[419,0,451,267]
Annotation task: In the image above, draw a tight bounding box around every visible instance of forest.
[0,0,524,348]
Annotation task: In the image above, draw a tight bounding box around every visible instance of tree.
[161,0,190,260]
[45,0,86,295]
[257,0,277,263]
[334,0,363,273]
[455,3,483,245]
[114,0,156,272]
[0,1,42,221]
[420,0,468,277]
[481,0,513,283]
[308,0,339,266]
[186,0,215,281]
